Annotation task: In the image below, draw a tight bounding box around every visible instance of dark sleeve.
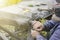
[49,26,60,40]
[36,26,60,40]
[43,20,56,31]
[36,35,47,40]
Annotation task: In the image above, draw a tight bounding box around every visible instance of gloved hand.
[31,29,40,38]
[31,20,44,32]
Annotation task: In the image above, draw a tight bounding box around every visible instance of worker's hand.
[31,20,44,32]
[31,30,40,38]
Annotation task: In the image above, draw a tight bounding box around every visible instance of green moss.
[28,4,34,7]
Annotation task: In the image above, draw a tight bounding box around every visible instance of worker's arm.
[32,20,57,32]
[43,20,57,31]
[36,25,60,40]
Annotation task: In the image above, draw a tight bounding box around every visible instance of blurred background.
[0,0,56,40]
[0,0,22,8]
